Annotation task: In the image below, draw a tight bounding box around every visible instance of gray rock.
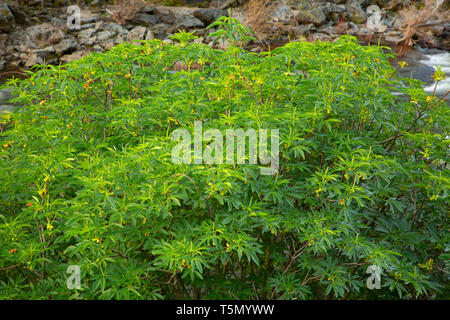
[288,24,315,38]
[0,88,11,104]
[96,30,116,42]
[310,32,332,42]
[375,0,393,8]
[181,0,210,4]
[319,24,339,37]
[126,26,146,42]
[33,46,55,59]
[5,44,14,55]
[79,22,96,30]
[81,16,99,24]
[129,13,159,26]
[26,23,64,45]
[49,17,66,28]
[92,44,103,51]
[176,16,204,29]
[348,22,359,30]
[323,3,346,16]
[193,9,227,25]
[295,7,326,26]
[9,6,29,26]
[392,16,402,30]
[145,29,154,41]
[151,23,169,39]
[358,27,371,37]
[210,0,244,10]
[94,21,105,31]
[114,34,125,44]
[345,0,367,24]
[289,0,315,10]
[347,22,360,35]
[78,28,97,39]
[0,33,7,55]
[384,30,403,44]
[103,41,116,50]
[54,38,78,53]
[160,12,175,25]
[105,23,129,36]
[25,53,43,67]
[60,51,86,63]
[141,5,156,15]
[0,4,15,32]
[216,38,231,50]
[272,5,294,23]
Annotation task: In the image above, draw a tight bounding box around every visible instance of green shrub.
[0,18,448,299]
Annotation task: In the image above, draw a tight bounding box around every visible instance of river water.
[420,51,450,96]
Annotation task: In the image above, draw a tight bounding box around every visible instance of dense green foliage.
[0,18,448,299]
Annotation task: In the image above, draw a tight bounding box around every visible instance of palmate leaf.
[0,20,448,299]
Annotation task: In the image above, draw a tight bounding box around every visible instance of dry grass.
[243,0,278,40]
[397,0,448,55]
[108,0,144,25]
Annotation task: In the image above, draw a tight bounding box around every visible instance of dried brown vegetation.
[108,0,144,25]
[243,0,277,40]
[397,0,448,55]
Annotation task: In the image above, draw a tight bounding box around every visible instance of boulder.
[327,0,346,3]
[9,6,29,26]
[54,38,78,53]
[181,0,210,4]
[104,23,129,37]
[159,11,176,25]
[33,46,55,59]
[287,24,315,38]
[96,30,116,42]
[310,32,332,42]
[295,7,326,26]
[145,29,154,41]
[78,27,96,38]
[357,27,372,38]
[126,26,146,42]
[384,30,403,44]
[151,23,169,40]
[176,16,204,29]
[272,5,295,23]
[210,0,245,10]
[323,3,346,16]
[0,33,7,55]
[345,0,367,24]
[25,53,43,67]
[375,0,394,8]
[0,3,15,32]
[60,50,86,63]
[128,13,159,26]
[141,5,157,15]
[193,9,227,25]
[26,23,64,45]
